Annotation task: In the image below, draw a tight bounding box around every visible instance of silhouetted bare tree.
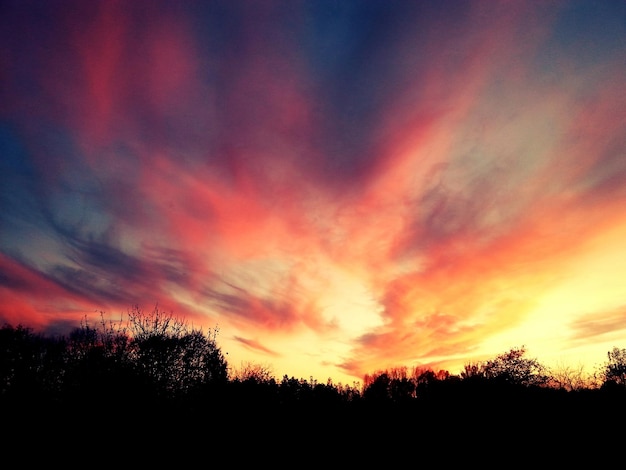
[548,361,597,391]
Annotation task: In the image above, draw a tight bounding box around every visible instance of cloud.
[569,306,626,342]
[0,252,91,330]
[233,335,280,357]
[1,0,626,383]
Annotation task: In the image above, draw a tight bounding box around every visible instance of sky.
[1,0,626,386]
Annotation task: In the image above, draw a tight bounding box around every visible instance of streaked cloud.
[1,0,625,383]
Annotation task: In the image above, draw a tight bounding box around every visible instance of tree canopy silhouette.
[3,308,626,466]
[3,306,626,435]
[602,347,626,389]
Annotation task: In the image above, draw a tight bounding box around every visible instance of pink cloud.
[2,1,625,384]
[233,335,280,357]
[0,253,93,330]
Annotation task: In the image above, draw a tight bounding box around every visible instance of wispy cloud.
[233,335,280,357]
[1,0,625,382]
[570,306,626,342]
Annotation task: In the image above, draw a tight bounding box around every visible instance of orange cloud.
[2,1,625,385]
[234,335,280,357]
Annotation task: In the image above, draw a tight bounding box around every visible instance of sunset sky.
[1,0,625,386]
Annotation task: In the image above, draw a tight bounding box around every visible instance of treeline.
[2,304,626,420]
[4,304,626,463]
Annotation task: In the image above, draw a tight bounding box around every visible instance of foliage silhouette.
[3,307,626,462]
[602,347,626,389]
[480,345,549,386]
[0,323,66,404]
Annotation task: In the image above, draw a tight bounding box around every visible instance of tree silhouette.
[480,345,549,387]
[62,313,138,403]
[362,372,392,402]
[5,303,626,462]
[127,304,227,399]
[0,323,66,405]
[601,347,626,388]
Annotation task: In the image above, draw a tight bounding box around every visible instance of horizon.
[2,308,617,387]
[1,0,626,387]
